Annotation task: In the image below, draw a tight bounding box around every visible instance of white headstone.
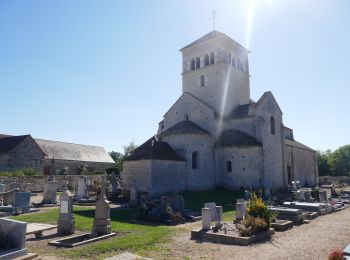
[204,202,219,222]
[202,207,211,230]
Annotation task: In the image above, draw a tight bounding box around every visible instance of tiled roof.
[216,130,261,147]
[284,139,315,151]
[125,137,184,161]
[0,135,30,153]
[34,139,115,163]
[180,30,248,51]
[161,121,209,136]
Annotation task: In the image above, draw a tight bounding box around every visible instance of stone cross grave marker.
[77,176,88,199]
[204,202,219,222]
[58,189,75,235]
[92,176,111,236]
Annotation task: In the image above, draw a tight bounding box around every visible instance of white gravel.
[150,207,350,260]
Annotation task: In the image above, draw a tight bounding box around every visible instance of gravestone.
[111,172,118,194]
[244,190,251,200]
[13,192,31,214]
[236,198,247,215]
[299,190,305,201]
[319,190,327,202]
[202,207,211,230]
[129,184,137,206]
[291,181,297,191]
[57,189,75,235]
[0,183,5,193]
[204,202,219,222]
[42,177,59,204]
[0,218,27,259]
[77,176,88,199]
[235,203,245,222]
[92,176,111,236]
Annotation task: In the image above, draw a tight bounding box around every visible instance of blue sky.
[0,0,349,153]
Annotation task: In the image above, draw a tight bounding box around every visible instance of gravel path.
[151,207,350,260]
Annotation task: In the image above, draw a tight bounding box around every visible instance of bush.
[21,168,39,176]
[238,216,268,237]
[247,192,276,226]
[0,168,39,177]
[238,192,277,237]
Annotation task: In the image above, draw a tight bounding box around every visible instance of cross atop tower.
[210,11,218,30]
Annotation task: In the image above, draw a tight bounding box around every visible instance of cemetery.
[0,176,350,259]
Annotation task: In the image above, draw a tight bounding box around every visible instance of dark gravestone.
[0,218,27,259]
[13,192,31,214]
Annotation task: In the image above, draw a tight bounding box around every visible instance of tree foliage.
[109,141,138,173]
[318,145,350,176]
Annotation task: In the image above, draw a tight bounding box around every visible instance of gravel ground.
[148,207,350,260]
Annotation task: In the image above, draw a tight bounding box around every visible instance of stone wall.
[0,136,45,173]
[217,146,263,189]
[0,174,105,192]
[150,160,186,197]
[284,144,318,187]
[122,160,152,193]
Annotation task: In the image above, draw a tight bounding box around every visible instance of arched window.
[232,57,236,67]
[204,54,210,66]
[210,52,215,64]
[184,114,189,121]
[270,116,275,135]
[228,53,232,64]
[200,74,205,87]
[195,57,200,69]
[192,151,199,169]
[237,59,240,70]
[226,160,232,172]
[190,59,195,70]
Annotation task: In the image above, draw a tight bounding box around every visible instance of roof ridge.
[34,138,105,149]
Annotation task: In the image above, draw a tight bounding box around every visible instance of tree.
[109,141,138,173]
[109,151,123,172]
[317,150,332,176]
[123,141,138,157]
[331,145,350,176]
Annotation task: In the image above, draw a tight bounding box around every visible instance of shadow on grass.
[181,188,244,213]
[74,207,136,219]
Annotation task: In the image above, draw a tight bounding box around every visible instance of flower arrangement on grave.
[328,249,344,260]
[237,192,277,237]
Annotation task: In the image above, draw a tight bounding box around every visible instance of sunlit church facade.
[123,31,318,197]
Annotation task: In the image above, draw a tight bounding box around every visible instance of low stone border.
[191,228,275,246]
[271,220,293,232]
[48,232,117,248]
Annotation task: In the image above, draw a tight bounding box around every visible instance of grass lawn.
[12,189,243,259]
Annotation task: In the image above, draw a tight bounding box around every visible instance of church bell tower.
[180,31,251,117]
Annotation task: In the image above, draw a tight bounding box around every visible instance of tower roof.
[180,30,249,52]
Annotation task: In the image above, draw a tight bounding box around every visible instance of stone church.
[123,30,318,197]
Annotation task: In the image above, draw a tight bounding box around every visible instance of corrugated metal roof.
[34,138,115,163]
